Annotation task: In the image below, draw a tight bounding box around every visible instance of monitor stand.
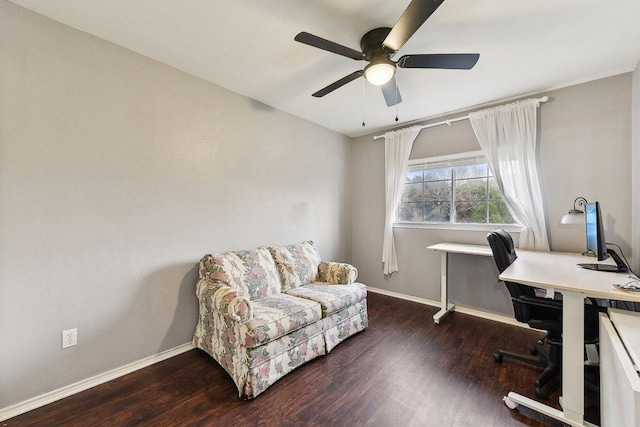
[578,248,629,273]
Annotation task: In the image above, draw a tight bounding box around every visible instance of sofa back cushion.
[199,247,282,299]
[269,241,322,291]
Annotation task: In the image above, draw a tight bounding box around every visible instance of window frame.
[394,150,523,232]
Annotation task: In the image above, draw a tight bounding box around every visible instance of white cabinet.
[600,309,640,426]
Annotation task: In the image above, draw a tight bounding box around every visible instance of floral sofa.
[193,240,368,399]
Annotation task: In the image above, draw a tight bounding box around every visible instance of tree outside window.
[398,154,515,225]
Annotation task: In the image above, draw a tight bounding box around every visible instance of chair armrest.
[318,261,358,284]
[517,295,563,311]
[519,295,607,313]
[196,279,253,323]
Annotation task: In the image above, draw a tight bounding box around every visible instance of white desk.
[428,243,494,324]
[499,249,640,427]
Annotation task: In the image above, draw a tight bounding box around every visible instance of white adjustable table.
[427,243,494,324]
[499,249,639,426]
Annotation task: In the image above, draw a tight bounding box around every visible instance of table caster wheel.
[503,396,518,410]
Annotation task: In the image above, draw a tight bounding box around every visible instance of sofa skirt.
[323,299,368,353]
[194,298,368,399]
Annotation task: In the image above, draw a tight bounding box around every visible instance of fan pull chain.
[362,77,366,127]
[395,70,399,122]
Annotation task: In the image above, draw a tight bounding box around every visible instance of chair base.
[494,336,562,399]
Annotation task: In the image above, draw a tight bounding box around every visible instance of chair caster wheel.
[493,352,503,362]
[535,387,549,400]
[503,396,518,410]
[529,346,538,355]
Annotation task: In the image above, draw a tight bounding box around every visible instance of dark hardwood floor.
[5,292,599,426]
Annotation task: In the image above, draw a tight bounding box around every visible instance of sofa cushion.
[200,247,282,299]
[269,241,322,291]
[238,294,322,348]
[284,282,367,317]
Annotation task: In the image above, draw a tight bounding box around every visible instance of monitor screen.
[585,202,607,261]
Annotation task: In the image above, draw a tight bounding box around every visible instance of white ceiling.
[9,0,640,138]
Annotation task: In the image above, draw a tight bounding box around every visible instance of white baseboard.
[366,286,528,329]
[367,286,441,307]
[0,342,195,422]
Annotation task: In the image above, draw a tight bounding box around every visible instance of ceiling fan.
[294,0,479,107]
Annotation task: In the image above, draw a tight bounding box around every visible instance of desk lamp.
[560,196,594,256]
[560,197,588,225]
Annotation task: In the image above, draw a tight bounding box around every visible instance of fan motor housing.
[360,27,393,61]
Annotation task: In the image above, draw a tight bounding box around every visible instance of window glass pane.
[488,178,502,199]
[402,182,423,202]
[489,200,515,224]
[424,167,452,181]
[455,178,487,201]
[398,203,423,222]
[455,201,488,223]
[398,154,517,226]
[424,181,452,201]
[455,164,488,179]
[424,201,451,222]
[406,170,423,183]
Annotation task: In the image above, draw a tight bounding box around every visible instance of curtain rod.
[372,96,549,140]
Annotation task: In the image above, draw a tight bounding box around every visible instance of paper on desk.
[613,281,640,292]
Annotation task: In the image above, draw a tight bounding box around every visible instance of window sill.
[393,222,524,233]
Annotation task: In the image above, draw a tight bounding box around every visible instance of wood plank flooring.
[5,292,599,426]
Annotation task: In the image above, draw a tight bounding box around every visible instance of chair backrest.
[486,229,517,274]
[486,229,537,321]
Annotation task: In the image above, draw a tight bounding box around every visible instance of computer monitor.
[585,202,607,261]
[578,201,629,272]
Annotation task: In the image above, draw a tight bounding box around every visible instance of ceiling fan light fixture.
[364,59,395,86]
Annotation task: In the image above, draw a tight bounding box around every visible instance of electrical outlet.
[62,328,77,349]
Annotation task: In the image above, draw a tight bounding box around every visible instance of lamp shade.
[560,209,585,225]
[364,60,395,86]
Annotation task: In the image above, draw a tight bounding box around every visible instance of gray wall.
[0,2,352,408]
[352,74,633,317]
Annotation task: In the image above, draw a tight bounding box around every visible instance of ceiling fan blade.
[312,71,364,97]
[383,0,445,53]
[381,76,403,107]
[295,32,365,60]
[397,53,480,69]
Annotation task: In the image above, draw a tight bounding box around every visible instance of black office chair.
[486,229,601,399]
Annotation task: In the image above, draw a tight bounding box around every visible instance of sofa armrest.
[196,279,254,323]
[317,261,358,284]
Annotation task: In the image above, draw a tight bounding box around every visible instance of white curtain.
[382,125,422,274]
[469,99,550,251]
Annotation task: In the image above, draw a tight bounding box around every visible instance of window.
[398,151,515,225]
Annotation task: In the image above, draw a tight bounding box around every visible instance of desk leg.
[503,290,588,427]
[433,252,455,324]
[561,291,586,424]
